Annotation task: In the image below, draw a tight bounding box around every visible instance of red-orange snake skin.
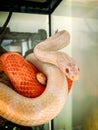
[0,30,79,126]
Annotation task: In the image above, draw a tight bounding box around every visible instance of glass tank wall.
[0,0,98,130]
[51,0,98,130]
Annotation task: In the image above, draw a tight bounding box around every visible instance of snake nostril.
[66,68,69,73]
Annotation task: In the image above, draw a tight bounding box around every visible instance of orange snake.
[0,30,79,126]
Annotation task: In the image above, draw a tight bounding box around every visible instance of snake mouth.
[72,75,79,81]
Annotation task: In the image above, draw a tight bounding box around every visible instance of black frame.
[0,0,62,14]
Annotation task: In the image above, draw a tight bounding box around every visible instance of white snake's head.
[57,52,80,81]
[64,62,79,81]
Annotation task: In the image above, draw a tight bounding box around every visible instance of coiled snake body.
[0,30,79,126]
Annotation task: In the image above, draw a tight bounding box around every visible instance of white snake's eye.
[65,68,69,73]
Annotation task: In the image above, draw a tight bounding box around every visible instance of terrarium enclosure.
[0,0,98,130]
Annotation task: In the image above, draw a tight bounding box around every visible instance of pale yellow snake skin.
[0,30,79,126]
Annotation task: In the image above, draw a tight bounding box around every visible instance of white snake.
[0,30,79,126]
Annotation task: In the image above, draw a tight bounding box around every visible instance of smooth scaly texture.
[0,52,45,98]
[0,30,79,126]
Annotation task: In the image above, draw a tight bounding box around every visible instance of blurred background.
[0,0,98,130]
